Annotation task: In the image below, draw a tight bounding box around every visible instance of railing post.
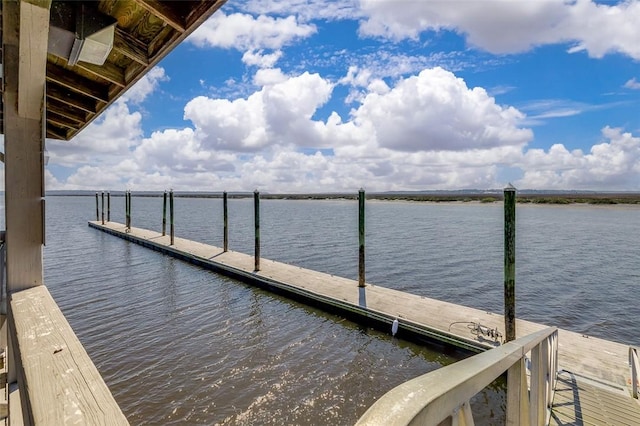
[358,188,365,287]
[507,358,530,426]
[95,193,99,221]
[107,192,111,222]
[504,184,516,342]
[162,191,167,236]
[101,191,105,224]
[254,190,260,271]
[170,190,174,245]
[530,344,545,426]
[630,347,639,399]
[223,191,228,252]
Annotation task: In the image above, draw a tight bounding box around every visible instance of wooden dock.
[89,221,640,423]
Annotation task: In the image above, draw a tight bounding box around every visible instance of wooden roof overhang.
[1,0,227,141]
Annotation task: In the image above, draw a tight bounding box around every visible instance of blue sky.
[33,0,640,192]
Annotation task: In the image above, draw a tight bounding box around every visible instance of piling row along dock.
[89,220,640,424]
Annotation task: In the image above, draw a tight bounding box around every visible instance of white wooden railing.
[631,346,639,399]
[357,327,558,426]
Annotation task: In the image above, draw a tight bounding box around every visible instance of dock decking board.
[89,221,640,421]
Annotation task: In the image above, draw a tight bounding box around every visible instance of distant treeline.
[46,190,640,205]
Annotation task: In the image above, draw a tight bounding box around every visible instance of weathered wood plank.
[133,0,185,33]
[10,286,128,425]
[46,62,110,103]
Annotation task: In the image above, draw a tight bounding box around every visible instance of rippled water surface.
[28,196,640,423]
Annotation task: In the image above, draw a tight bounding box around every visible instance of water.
[30,196,640,423]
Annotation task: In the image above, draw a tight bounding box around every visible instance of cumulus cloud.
[238,0,360,21]
[42,65,640,193]
[47,100,143,167]
[516,127,640,189]
[351,67,532,151]
[189,12,316,51]
[624,78,640,90]
[122,67,169,104]
[183,71,333,151]
[358,0,640,59]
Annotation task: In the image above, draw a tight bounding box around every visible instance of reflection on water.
[40,196,640,423]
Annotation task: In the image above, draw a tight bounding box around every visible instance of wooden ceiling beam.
[47,98,87,124]
[47,110,81,130]
[76,61,126,88]
[134,0,185,33]
[113,27,150,67]
[46,62,110,103]
[46,124,69,141]
[47,83,98,114]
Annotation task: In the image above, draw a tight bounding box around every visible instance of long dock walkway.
[89,221,640,424]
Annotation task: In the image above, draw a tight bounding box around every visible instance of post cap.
[504,183,517,192]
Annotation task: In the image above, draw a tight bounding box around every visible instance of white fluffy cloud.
[517,127,640,189]
[351,68,532,151]
[189,12,316,51]
[624,78,640,90]
[122,67,169,104]
[358,0,640,59]
[47,100,142,167]
[43,65,640,193]
[183,71,333,151]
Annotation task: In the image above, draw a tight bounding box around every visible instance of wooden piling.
[101,192,105,225]
[170,190,174,245]
[95,193,99,221]
[128,191,132,229]
[162,191,167,236]
[107,192,111,222]
[358,188,365,287]
[504,184,517,342]
[223,191,228,252]
[125,191,129,229]
[254,190,260,271]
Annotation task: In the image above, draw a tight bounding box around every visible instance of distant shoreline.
[43,191,640,205]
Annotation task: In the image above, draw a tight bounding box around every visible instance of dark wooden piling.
[223,191,228,252]
[254,190,260,271]
[127,191,132,229]
[358,188,366,287]
[95,193,99,221]
[170,190,174,245]
[504,184,517,342]
[162,191,167,236]
[101,192,105,225]
[107,192,111,222]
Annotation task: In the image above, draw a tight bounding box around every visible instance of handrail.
[631,346,639,399]
[356,327,558,426]
[10,286,128,424]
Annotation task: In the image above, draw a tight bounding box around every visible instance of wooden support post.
[506,358,529,425]
[101,192,105,225]
[504,184,516,342]
[95,193,99,221]
[3,0,51,387]
[124,191,128,228]
[107,192,111,222]
[358,188,366,287]
[162,191,167,236]
[128,191,132,229]
[254,190,260,271]
[223,191,228,252]
[170,190,174,245]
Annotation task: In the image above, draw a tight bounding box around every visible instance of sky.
[11,0,640,192]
